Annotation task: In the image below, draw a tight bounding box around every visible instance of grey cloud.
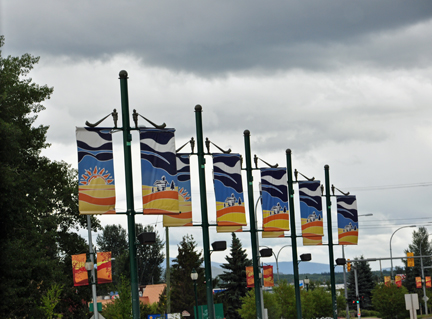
[3,0,432,75]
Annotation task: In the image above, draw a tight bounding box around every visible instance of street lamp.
[191,268,199,319]
[390,225,416,279]
[304,276,310,292]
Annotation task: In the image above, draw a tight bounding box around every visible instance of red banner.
[263,265,274,287]
[426,276,431,288]
[97,251,112,284]
[416,277,422,289]
[72,254,88,286]
[246,266,254,288]
[395,275,402,287]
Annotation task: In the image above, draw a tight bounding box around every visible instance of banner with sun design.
[261,168,290,231]
[72,253,88,286]
[213,153,247,230]
[298,180,323,245]
[337,195,359,245]
[163,154,193,226]
[140,128,179,215]
[263,265,274,287]
[97,251,112,284]
[76,127,115,215]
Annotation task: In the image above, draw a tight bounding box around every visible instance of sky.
[2,0,432,273]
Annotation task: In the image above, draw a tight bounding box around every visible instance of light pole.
[390,225,416,279]
[259,244,291,282]
[191,268,199,319]
[420,239,428,315]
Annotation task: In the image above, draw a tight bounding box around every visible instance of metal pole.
[119,70,140,318]
[390,225,416,279]
[87,215,99,319]
[194,281,198,319]
[420,241,428,315]
[342,245,349,319]
[286,149,302,319]
[354,267,360,319]
[194,105,215,319]
[324,165,338,319]
[166,227,170,314]
[243,129,263,319]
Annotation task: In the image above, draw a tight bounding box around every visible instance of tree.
[403,227,432,293]
[273,280,296,318]
[136,224,165,286]
[347,256,375,309]
[218,233,252,319]
[371,283,409,319]
[237,289,282,319]
[170,235,205,318]
[0,36,100,317]
[97,224,128,257]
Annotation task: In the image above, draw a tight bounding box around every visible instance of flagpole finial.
[244,129,250,136]
[195,104,202,112]
[286,149,291,155]
[119,70,128,79]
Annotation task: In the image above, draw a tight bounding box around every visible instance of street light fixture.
[211,241,227,253]
[191,268,199,318]
[299,253,312,262]
[390,225,416,279]
[304,276,310,292]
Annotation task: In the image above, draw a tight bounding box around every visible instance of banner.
[337,195,358,245]
[262,231,285,238]
[395,275,402,287]
[260,168,289,231]
[72,253,88,286]
[77,127,115,215]
[263,265,274,287]
[416,277,422,289]
[246,266,254,288]
[384,276,391,286]
[213,154,247,227]
[97,251,112,284]
[426,276,431,288]
[298,181,323,245]
[163,154,193,227]
[140,128,179,215]
[217,226,243,233]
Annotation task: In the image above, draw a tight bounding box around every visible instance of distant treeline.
[277,270,390,285]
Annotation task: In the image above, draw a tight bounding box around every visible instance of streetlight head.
[85,258,94,271]
[138,232,156,245]
[211,241,227,252]
[190,268,198,281]
[335,258,346,266]
[259,248,273,258]
[300,253,312,262]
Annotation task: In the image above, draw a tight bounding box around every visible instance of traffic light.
[407,252,414,267]
[347,259,351,272]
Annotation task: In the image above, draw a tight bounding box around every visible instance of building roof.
[140,284,166,305]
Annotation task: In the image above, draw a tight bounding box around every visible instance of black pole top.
[119,70,128,79]
[195,105,202,112]
[325,164,329,169]
[286,149,291,154]
[244,129,250,136]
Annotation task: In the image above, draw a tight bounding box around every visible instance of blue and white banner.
[140,128,179,215]
[298,180,323,245]
[337,195,358,245]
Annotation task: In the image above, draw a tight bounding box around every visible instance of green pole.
[166,227,170,314]
[243,130,263,319]
[286,149,302,319]
[119,70,140,318]
[324,164,338,319]
[194,105,215,319]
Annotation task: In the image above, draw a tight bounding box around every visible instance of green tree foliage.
[238,289,281,319]
[218,233,252,319]
[273,280,296,318]
[97,224,128,257]
[347,256,375,309]
[371,283,409,319]
[38,283,64,319]
[103,275,132,319]
[170,235,205,317]
[0,35,100,318]
[403,227,432,293]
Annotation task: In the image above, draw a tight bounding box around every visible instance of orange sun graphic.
[80,166,114,185]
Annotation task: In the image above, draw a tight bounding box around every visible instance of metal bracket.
[85,109,118,128]
[176,137,195,153]
[256,156,278,168]
[294,169,315,181]
[333,185,350,196]
[205,138,231,154]
[133,109,166,129]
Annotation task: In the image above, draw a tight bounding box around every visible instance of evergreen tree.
[0,35,100,317]
[218,233,252,319]
[96,224,128,257]
[170,235,205,318]
[403,227,432,293]
[347,256,375,309]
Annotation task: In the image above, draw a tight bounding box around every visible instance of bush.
[238,289,281,319]
[371,283,409,319]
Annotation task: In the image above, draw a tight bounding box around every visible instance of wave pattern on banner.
[76,127,115,215]
[213,154,246,230]
[140,128,179,215]
[163,154,193,226]
[337,195,358,245]
[298,180,323,245]
[261,168,289,232]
